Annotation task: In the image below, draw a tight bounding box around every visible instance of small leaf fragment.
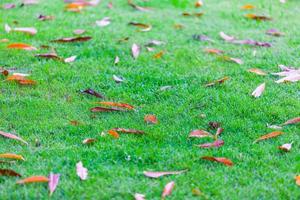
[76,161,88,180]
[278,143,292,152]
[251,83,266,98]
[197,140,224,148]
[0,169,21,177]
[132,43,140,59]
[201,156,233,166]
[162,181,175,198]
[247,68,267,76]
[189,130,212,138]
[144,114,158,124]
[82,138,96,144]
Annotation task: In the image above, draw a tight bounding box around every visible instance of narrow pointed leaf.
[201,156,233,166]
[143,169,188,178]
[254,131,284,143]
[0,131,28,145]
[48,173,60,196]
[17,176,49,184]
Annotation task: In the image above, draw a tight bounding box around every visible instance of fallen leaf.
[0,169,21,177]
[195,0,203,7]
[144,114,158,124]
[76,161,88,180]
[0,153,25,161]
[0,131,28,145]
[114,56,120,64]
[295,175,300,186]
[266,29,284,37]
[64,55,77,63]
[17,176,49,184]
[193,34,213,42]
[275,74,300,83]
[35,53,62,61]
[219,55,243,64]
[219,32,235,41]
[129,22,152,32]
[143,169,188,178]
[162,181,175,198]
[132,43,140,59]
[65,2,85,12]
[82,138,96,144]
[245,14,272,21]
[201,156,233,166]
[51,36,92,43]
[267,124,282,130]
[204,48,223,55]
[282,117,300,126]
[174,24,184,29]
[96,102,134,110]
[90,107,125,112]
[112,75,124,83]
[278,143,292,152]
[73,29,86,35]
[189,130,212,138]
[7,43,37,51]
[145,40,165,47]
[220,32,271,47]
[251,83,266,98]
[22,0,39,5]
[208,121,220,129]
[112,128,145,134]
[182,12,204,17]
[81,88,104,98]
[18,79,37,85]
[128,0,151,12]
[48,173,60,196]
[134,193,145,200]
[7,26,37,35]
[215,127,224,137]
[118,37,130,43]
[254,131,284,143]
[96,17,111,27]
[205,76,229,87]
[3,3,16,9]
[153,51,164,59]
[197,140,224,148]
[38,14,55,21]
[241,4,255,10]
[108,130,120,139]
[247,68,267,76]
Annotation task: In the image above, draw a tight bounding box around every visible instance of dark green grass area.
[0,0,300,199]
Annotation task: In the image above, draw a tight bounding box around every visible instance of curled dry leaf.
[0,169,21,177]
[17,176,49,184]
[64,55,77,63]
[195,0,203,7]
[129,22,152,32]
[201,156,233,166]
[108,130,120,139]
[82,138,96,144]
[6,75,36,86]
[254,131,284,143]
[132,43,140,59]
[189,130,212,138]
[76,161,88,180]
[278,143,292,152]
[282,117,300,126]
[96,102,134,110]
[0,130,28,145]
[275,74,300,83]
[96,17,111,27]
[0,153,25,161]
[197,140,224,148]
[162,181,175,198]
[144,114,158,124]
[245,14,272,21]
[81,88,104,98]
[251,83,265,98]
[7,43,37,51]
[112,128,145,134]
[205,76,229,87]
[113,75,124,83]
[128,0,151,12]
[134,193,145,200]
[143,169,188,178]
[247,68,267,76]
[266,29,284,37]
[241,4,255,10]
[51,36,92,43]
[49,173,60,196]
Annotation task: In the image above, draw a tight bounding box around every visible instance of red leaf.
[201,156,233,166]
[143,169,188,178]
[197,140,224,148]
[81,88,104,98]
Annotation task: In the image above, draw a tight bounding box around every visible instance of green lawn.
[0,0,299,199]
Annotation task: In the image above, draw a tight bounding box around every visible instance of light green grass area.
[0,0,299,199]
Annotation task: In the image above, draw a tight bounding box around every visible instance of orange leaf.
[245,14,272,21]
[0,153,25,161]
[153,51,164,59]
[96,102,134,110]
[241,4,255,10]
[201,156,233,166]
[18,79,36,85]
[144,114,158,124]
[195,0,203,8]
[6,75,26,81]
[204,48,224,55]
[7,43,37,50]
[17,176,49,184]
[108,130,120,139]
[295,175,300,186]
[254,131,284,143]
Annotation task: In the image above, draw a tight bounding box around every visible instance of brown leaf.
[247,68,267,76]
[17,176,49,184]
[48,173,60,196]
[282,117,300,126]
[0,169,21,177]
[108,130,120,139]
[195,0,203,7]
[143,169,188,178]
[197,140,224,148]
[81,88,104,98]
[132,43,140,59]
[128,0,151,12]
[35,53,62,61]
[204,48,224,55]
[144,114,158,124]
[0,130,28,145]
[182,12,204,17]
[278,143,292,152]
[112,128,145,134]
[208,121,221,129]
[162,181,175,198]
[241,4,255,10]
[153,51,164,59]
[201,156,233,166]
[7,43,37,51]
[245,14,272,21]
[205,76,229,87]
[128,22,152,32]
[219,56,243,65]
[189,130,212,138]
[254,131,284,143]
[0,153,25,161]
[96,102,134,110]
[38,14,55,21]
[51,36,92,43]
[266,29,284,37]
[251,83,265,98]
[82,138,96,144]
[76,161,88,180]
[90,107,125,112]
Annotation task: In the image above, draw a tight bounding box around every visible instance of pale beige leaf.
[251,83,265,98]
[162,181,175,198]
[76,161,88,180]
[143,169,188,178]
[131,43,140,59]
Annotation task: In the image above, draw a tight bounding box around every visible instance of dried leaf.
[0,131,28,145]
[245,14,272,21]
[201,156,233,166]
[208,122,220,129]
[205,76,229,87]
[145,40,165,47]
[282,117,300,126]
[195,0,203,7]
[112,128,145,134]
[35,53,62,61]
[17,176,49,184]
[241,4,255,10]
[219,56,243,65]
[153,51,164,59]
[197,140,224,148]
[48,173,60,196]
[193,34,213,42]
[73,29,85,35]
[128,0,151,12]
[267,124,282,130]
[134,193,145,200]
[90,106,125,112]
[182,12,204,17]
[18,79,36,85]
[65,3,85,12]
[247,68,267,76]
[204,48,223,55]
[112,75,124,83]
[7,43,37,51]
[275,74,300,83]
[189,130,212,138]
[96,17,111,27]
[132,43,140,59]
[108,130,120,139]
[12,27,37,35]
[143,169,188,178]
[162,181,175,198]
[278,143,292,152]
[219,32,235,41]
[251,83,265,98]
[254,131,284,143]
[114,56,120,64]
[129,22,152,32]
[96,102,134,110]
[51,36,92,43]
[0,169,21,177]
[144,114,158,124]
[215,127,224,137]
[38,14,55,21]
[76,161,88,180]
[64,55,77,63]
[82,138,96,144]
[3,3,16,9]
[81,88,104,98]
[295,175,300,186]
[0,153,25,161]
[266,29,284,37]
